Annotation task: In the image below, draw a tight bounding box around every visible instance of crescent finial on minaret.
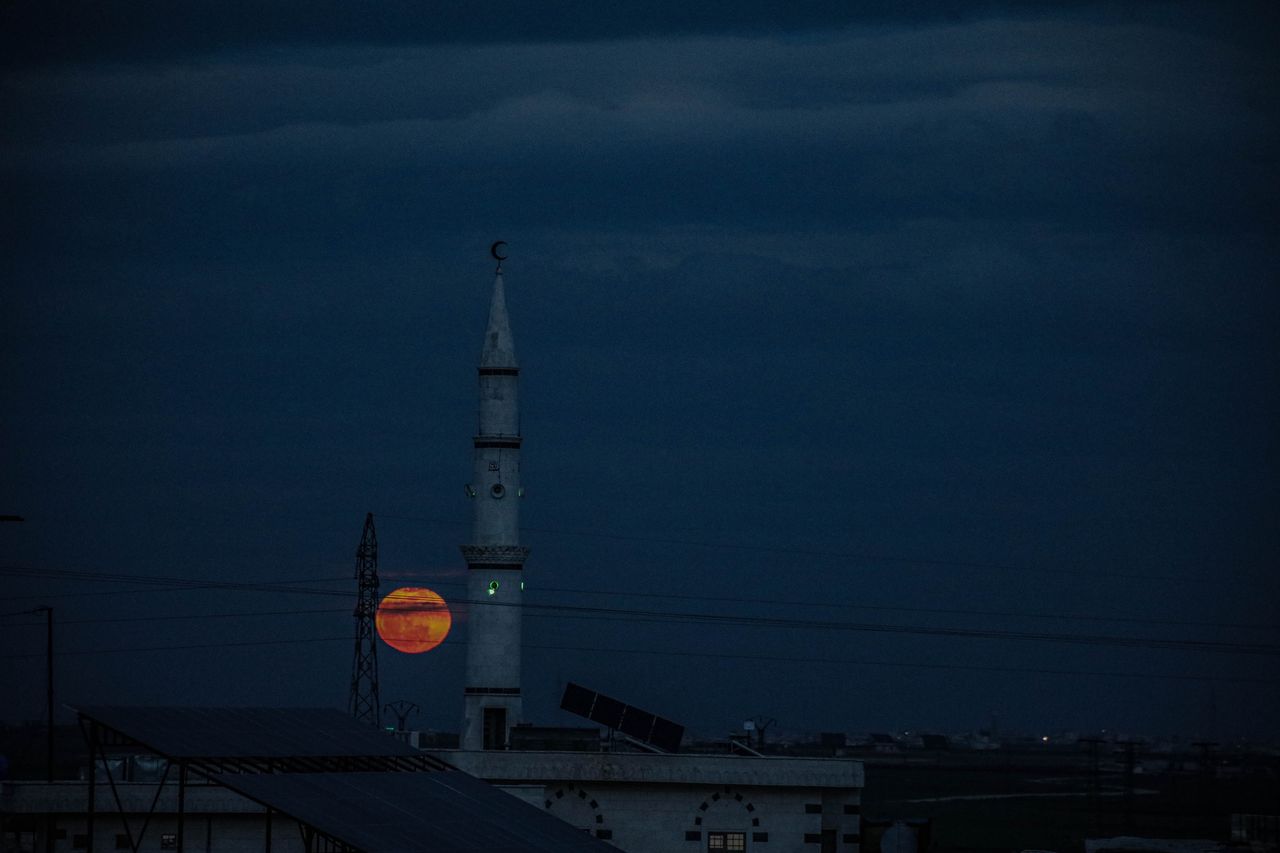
[490,240,508,272]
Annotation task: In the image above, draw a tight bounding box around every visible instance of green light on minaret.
[487,580,499,596]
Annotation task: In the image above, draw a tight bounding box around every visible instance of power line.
[375,513,1231,585]
[4,572,1276,657]
[485,597,1280,656]
[12,597,1271,656]
[6,560,1272,636]
[0,565,352,598]
[0,570,351,602]
[2,607,350,628]
[15,503,1246,589]
[378,574,1276,634]
[1,632,1276,687]
[516,583,1278,633]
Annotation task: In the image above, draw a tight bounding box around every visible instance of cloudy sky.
[2,2,1277,741]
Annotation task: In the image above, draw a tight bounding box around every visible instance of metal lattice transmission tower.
[348,512,381,726]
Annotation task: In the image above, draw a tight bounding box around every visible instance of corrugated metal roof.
[212,771,610,853]
[76,706,421,759]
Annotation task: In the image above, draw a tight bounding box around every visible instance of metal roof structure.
[73,706,611,853]
[214,771,607,853]
[78,706,425,761]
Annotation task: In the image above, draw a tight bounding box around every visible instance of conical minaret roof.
[480,270,517,368]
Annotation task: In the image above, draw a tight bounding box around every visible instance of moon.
[376,587,452,654]
[490,240,509,261]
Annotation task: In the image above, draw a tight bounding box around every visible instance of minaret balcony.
[473,434,522,448]
[460,544,530,566]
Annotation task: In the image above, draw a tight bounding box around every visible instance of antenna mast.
[348,512,381,726]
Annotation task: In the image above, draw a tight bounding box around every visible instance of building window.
[708,831,746,851]
[72,836,88,850]
[161,834,178,849]
[482,706,507,750]
[804,803,822,814]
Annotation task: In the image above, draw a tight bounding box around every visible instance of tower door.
[483,706,507,750]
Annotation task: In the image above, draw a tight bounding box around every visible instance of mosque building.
[428,246,865,853]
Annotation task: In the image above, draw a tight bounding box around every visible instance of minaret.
[460,243,528,750]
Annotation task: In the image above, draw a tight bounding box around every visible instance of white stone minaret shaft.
[460,267,528,751]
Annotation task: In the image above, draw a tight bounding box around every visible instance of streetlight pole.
[26,606,54,782]
[44,606,53,783]
[24,605,54,853]
[0,520,51,852]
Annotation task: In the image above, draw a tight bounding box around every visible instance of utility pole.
[1119,740,1139,832]
[25,606,54,853]
[23,607,55,782]
[752,717,776,751]
[1192,741,1218,817]
[1079,737,1104,834]
[348,513,380,726]
[44,607,52,782]
[383,701,420,732]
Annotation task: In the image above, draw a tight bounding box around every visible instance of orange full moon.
[376,587,452,654]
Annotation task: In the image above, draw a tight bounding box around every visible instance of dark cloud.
[0,0,1218,68]
[6,22,1274,243]
[2,3,1277,737]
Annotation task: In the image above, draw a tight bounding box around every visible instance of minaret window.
[490,483,506,498]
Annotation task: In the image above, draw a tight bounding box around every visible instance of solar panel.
[649,717,684,753]
[72,705,614,851]
[558,683,684,753]
[559,683,595,718]
[214,771,611,852]
[591,694,626,730]
[617,708,656,742]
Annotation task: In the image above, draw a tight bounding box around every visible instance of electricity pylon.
[348,513,381,726]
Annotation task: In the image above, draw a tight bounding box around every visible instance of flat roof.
[434,748,864,789]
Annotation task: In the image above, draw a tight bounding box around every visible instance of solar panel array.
[214,771,609,853]
[559,683,685,752]
[74,705,613,851]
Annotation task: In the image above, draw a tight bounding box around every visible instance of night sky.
[2,2,1277,741]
